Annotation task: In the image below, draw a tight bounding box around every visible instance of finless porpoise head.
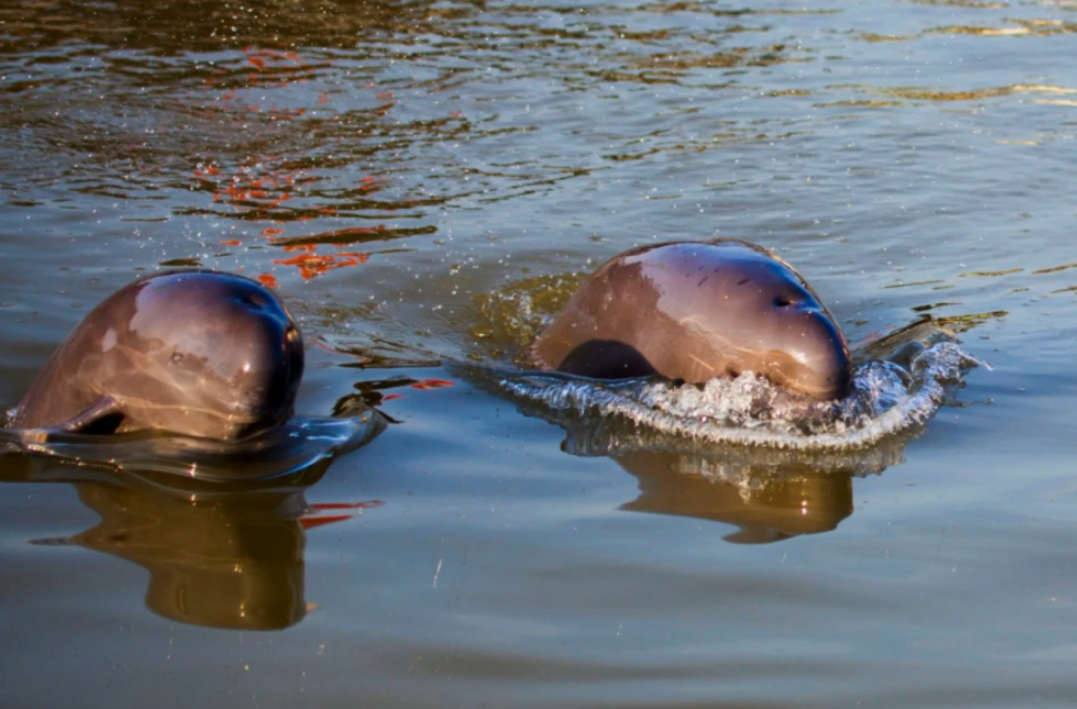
[9,270,304,439]
[531,239,851,401]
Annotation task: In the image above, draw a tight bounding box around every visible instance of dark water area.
[2,0,1077,706]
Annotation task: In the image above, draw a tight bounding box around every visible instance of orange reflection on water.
[241,46,313,89]
[411,379,454,391]
[299,500,385,530]
[273,247,371,280]
[195,158,301,214]
[191,48,396,283]
[299,514,352,530]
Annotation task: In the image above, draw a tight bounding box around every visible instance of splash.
[462,341,983,454]
[0,412,385,483]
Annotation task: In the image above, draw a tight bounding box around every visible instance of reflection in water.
[562,421,914,544]
[0,395,387,630]
[0,453,377,630]
[65,470,315,630]
[615,451,854,544]
[463,317,980,543]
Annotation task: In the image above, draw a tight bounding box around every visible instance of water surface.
[2,0,1077,706]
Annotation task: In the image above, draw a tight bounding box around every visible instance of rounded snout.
[130,271,306,438]
[772,304,851,401]
[226,303,305,435]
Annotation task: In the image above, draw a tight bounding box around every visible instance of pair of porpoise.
[8,239,851,440]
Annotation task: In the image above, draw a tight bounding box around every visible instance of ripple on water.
[0,411,386,483]
[461,340,984,456]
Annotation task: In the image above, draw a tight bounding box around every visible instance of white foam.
[487,342,983,453]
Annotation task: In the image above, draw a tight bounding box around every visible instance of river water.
[2,0,1076,706]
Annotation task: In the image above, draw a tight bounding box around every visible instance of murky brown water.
[3,0,1077,706]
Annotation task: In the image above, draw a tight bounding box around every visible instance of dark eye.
[774,295,795,307]
[238,293,269,309]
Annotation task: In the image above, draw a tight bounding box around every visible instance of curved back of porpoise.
[10,270,304,439]
[531,239,851,401]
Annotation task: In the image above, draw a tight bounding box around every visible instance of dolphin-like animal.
[531,239,851,401]
[9,270,304,439]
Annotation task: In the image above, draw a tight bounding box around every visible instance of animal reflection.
[1,456,380,630]
[613,450,855,544]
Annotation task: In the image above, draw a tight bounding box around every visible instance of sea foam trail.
[464,342,984,454]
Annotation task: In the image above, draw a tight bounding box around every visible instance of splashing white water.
[475,342,983,453]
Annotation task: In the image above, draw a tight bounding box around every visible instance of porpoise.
[9,270,304,439]
[531,239,851,401]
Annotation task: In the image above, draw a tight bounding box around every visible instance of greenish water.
[2,0,1077,706]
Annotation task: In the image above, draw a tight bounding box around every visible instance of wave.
[458,339,984,462]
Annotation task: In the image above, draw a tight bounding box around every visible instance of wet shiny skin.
[10,271,304,439]
[532,240,851,400]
